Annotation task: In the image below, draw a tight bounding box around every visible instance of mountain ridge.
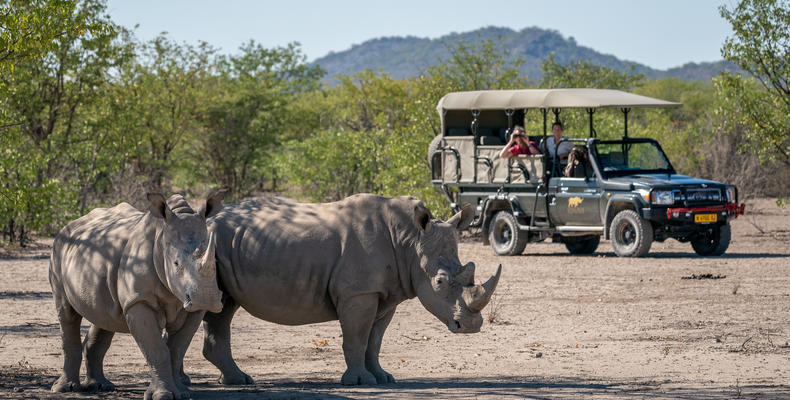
[313,26,739,83]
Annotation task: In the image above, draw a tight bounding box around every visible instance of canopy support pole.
[621,107,631,138]
[587,108,596,138]
[541,108,548,136]
[471,109,480,183]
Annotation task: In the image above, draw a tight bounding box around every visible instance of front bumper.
[642,203,746,224]
[665,203,745,221]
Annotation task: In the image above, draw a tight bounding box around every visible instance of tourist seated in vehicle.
[542,121,573,160]
[498,125,540,159]
[564,145,591,178]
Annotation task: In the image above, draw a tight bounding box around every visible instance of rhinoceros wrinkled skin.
[202,194,502,385]
[49,192,225,400]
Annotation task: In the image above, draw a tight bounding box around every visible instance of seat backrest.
[479,135,503,146]
[476,146,508,183]
[511,154,544,184]
[447,127,470,136]
[442,136,475,183]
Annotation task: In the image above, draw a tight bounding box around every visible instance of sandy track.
[0,199,788,399]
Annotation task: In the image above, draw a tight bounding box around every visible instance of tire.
[690,223,731,256]
[488,211,528,256]
[610,210,653,257]
[564,235,600,255]
[427,134,442,162]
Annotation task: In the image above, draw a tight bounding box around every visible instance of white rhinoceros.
[49,192,225,399]
[202,194,501,385]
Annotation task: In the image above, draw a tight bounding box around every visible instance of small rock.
[12,387,23,393]
[535,352,543,358]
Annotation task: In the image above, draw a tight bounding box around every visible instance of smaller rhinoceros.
[49,192,225,400]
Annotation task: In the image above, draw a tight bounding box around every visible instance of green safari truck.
[428,89,745,257]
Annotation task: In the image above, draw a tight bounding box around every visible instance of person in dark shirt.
[499,125,540,159]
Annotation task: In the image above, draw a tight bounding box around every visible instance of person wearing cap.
[499,125,540,159]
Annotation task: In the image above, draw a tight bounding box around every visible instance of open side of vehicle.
[429,89,745,257]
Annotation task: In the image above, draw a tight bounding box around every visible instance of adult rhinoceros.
[49,192,225,400]
[202,194,501,385]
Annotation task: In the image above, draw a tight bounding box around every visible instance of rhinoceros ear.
[200,188,228,219]
[147,193,171,219]
[446,203,474,231]
[413,203,433,233]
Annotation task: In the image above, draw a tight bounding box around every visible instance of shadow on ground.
[518,251,790,259]
[4,367,787,400]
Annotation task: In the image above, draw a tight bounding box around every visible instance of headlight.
[726,187,736,203]
[651,190,674,205]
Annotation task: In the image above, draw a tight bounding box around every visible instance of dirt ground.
[1,198,789,399]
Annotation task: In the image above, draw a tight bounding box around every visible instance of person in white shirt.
[543,121,573,160]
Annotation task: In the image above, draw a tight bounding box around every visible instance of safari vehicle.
[428,89,746,257]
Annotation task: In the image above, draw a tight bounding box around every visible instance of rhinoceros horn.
[464,264,502,313]
[454,262,475,286]
[200,231,216,276]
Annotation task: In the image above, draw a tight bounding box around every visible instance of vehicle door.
[548,176,604,226]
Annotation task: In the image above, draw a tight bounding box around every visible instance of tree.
[429,36,527,92]
[0,0,123,245]
[719,0,790,167]
[111,35,216,198]
[182,41,323,199]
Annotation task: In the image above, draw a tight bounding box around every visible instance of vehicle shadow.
[520,251,790,259]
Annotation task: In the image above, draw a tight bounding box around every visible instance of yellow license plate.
[694,213,717,223]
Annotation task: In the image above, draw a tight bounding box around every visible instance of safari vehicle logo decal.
[568,197,584,214]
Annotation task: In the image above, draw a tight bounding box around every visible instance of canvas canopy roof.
[436,88,681,112]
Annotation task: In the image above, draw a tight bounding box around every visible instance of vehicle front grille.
[682,188,722,205]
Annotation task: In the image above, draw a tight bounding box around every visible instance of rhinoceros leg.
[338,294,379,386]
[51,289,83,393]
[82,325,116,392]
[202,296,254,385]
[365,308,396,384]
[126,303,186,400]
[164,310,204,392]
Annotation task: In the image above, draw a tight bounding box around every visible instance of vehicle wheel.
[564,235,600,255]
[427,134,442,162]
[489,211,528,256]
[690,223,731,256]
[610,210,653,257]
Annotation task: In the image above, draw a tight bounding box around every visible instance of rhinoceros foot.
[82,377,115,392]
[178,370,191,386]
[144,383,188,400]
[341,368,378,386]
[369,368,395,384]
[51,376,81,392]
[218,371,254,385]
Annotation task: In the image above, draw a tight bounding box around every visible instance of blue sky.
[106,0,735,70]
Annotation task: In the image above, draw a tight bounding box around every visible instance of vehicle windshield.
[593,141,673,178]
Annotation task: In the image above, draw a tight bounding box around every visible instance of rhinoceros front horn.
[465,264,502,313]
[200,231,216,275]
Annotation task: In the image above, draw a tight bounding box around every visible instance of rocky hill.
[313,26,740,83]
